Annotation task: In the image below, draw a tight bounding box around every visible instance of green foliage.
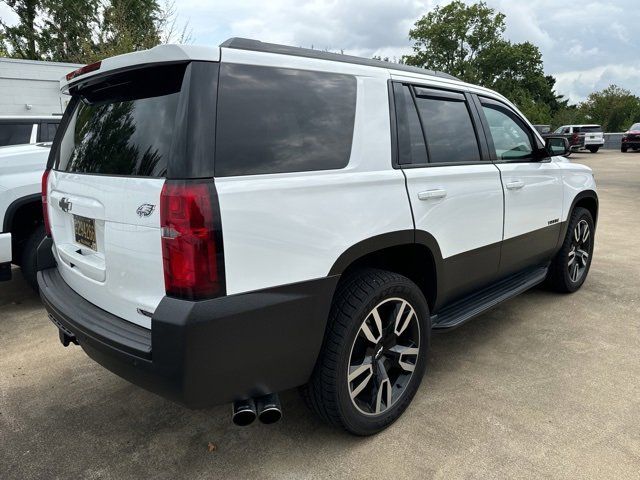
[404,1,565,124]
[39,0,101,63]
[578,85,640,132]
[0,0,45,59]
[0,0,188,63]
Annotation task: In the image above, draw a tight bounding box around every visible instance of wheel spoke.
[577,249,589,266]
[568,248,576,266]
[394,301,415,336]
[374,360,392,414]
[388,344,419,372]
[360,308,382,344]
[348,362,373,400]
[570,262,580,282]
[574,223,581,242]
[582,224,590,242]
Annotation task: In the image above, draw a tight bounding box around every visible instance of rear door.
[393,82,504,306]
[475,96,563,276]
[47,64,189,328]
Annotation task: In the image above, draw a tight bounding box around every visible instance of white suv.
[38,39,598,435]
[553,124,605,153]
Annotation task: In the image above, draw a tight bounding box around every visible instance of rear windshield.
[0,123,32,146]
[575,126,602,133]
[55,64,187,177]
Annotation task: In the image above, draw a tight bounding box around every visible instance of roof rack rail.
[219,37,460,81]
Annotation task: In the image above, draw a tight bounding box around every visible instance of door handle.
[417,189,447,200]
[506,180,525,190]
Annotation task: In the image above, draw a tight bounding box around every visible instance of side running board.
[431,266,549,331]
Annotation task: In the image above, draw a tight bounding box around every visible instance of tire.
[587,146,599,153]
[621,146,628,153]
[547,208,594,293]
[301,269,430,435]
[20,225,45,292]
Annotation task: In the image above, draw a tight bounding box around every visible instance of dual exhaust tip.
[232,393,282,426]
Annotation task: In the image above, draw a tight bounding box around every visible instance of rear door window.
[55,64,187,177]
[413,88,481,164]
[215,64,357,176]
[0,123,33,146]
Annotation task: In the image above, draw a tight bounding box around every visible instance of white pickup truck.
[0,143,50,289]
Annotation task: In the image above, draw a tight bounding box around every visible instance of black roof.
[220,37,459,81]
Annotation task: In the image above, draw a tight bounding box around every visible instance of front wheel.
[302,269,430,435]
[547,207,594,293]
[621,146,628,153]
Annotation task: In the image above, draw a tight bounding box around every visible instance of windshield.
[630,123,640,131]
[54,63,187,177]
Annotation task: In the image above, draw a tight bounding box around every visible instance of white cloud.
[555,64,640,103]
[2,0,640,102]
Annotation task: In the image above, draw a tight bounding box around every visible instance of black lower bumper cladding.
[38,258,338,408]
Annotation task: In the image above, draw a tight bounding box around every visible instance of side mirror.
[545,136,570,157]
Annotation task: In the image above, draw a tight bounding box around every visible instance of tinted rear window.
[215,64,357,176]
[0,123,32,146]
[55,64,187,177]
[414,91,481,164]
[575,126,602,133]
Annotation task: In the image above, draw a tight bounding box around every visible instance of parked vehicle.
[0,116,60,148]
[533,124,551,135]
[37,39,598,436]
[551,124,604,153]
[621,123,640,152]
[0,143,51,288]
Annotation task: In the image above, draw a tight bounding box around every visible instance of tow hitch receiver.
[49,314,79,347]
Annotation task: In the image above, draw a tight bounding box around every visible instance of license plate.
[74,215,97,250]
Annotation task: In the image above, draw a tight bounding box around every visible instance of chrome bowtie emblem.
[59,197,72,213]
[136,204,155,217]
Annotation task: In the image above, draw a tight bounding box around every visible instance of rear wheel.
[587,146,599,153]
[20,224,45,292]
[302,269,430,435]
[547,208,594,293]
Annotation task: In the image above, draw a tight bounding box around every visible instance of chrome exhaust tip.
[256,393,282,424]
[232,399,257,426]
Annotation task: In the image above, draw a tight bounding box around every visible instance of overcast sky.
[2,0,638,103]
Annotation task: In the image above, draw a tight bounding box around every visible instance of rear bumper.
[38,266,338,408]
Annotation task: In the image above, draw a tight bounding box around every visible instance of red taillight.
[42,169,51,236]
[160,180,225,300]
[66,61,102,81]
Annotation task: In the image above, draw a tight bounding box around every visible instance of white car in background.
[0,143,50,288]
[0,116,61,148]
[553,124,605,153]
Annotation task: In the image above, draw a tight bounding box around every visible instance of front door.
[476,96,564,276]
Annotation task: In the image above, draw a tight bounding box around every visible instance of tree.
[39,0,100,63]
[1,0,189,63]
[0,0,45,59]
[404,1,561,124]
[579,85,640,132]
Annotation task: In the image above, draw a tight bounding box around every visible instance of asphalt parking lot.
[1,150,639,479]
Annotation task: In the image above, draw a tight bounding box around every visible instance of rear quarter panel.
[215,54,412,295]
